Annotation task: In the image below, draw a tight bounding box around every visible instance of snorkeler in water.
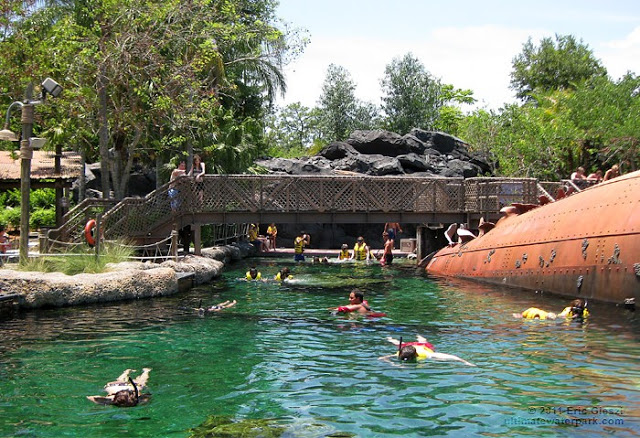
[193,300,237,315]
[380,336,475,366]
[513,298,589,321]
[87,368,152,407]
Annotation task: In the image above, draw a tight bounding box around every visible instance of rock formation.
[256,129,491,178]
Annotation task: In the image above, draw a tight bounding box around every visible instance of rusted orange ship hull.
[426,170,640,304]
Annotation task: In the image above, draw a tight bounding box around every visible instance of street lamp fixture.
[0,79,62,263]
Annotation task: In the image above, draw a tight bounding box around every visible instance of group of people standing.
[290,222,402,266]
[169,154,206,210]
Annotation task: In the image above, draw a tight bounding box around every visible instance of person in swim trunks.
[381,232,394,266]
[384,222,402,247]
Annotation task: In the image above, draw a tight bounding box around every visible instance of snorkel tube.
[128,377,139,404]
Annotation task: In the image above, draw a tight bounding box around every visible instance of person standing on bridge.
[169,161,186,211]
[188,154,205,205]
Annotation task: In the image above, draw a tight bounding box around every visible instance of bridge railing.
[100,175,469,239]
[464,177,539,213]
[49,175,541,242]
[47,198,119,245]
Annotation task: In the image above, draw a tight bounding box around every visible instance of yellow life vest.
[522,307,551,319]
[267,225,277,235]
[396,345,434,359]
[354,242,368,260]
[245,271,262,280]
[339,249,351,260]
[248,228,257,242]
[294,237,305,254]
[560,306,589,319]
[275,273,293,281]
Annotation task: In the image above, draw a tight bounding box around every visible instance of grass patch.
[17,239,136,275]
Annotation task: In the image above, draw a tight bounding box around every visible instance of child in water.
[274,267,293,281]
[245,267,262,280]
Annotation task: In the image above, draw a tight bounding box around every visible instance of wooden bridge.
[48,174,542,251]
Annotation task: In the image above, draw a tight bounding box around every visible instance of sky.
[275,0,640,111]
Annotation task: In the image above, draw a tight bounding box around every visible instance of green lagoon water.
[0,259,639,437]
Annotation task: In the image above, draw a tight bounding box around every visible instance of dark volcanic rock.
[318,142,358,160]
[409,129,466,154]
[346,130,410,156]
[397,153,434,173]
[401,134,428,155]
[256,129,490,179]
[442,159,483,178]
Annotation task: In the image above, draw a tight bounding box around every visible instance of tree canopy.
[510,34,607,101]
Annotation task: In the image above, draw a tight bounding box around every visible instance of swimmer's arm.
[429,352,476,366]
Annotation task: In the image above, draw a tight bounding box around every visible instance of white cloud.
[280,25,549,111]
[599,26,640,80]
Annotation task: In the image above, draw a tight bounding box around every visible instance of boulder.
[397,153,435,173]
[442,159,483,178]
[318,142,358,160]
[409,129,467,154]
[346,130,410,156]
[0,267,178,308]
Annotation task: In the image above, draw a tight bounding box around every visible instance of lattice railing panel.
[53,174,547,241]
[464,178,538,213]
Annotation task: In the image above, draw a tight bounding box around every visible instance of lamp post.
[19,88,35,263]
[0,79,62,263]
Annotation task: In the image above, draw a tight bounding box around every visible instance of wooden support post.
[193,224,202,256]
[95,214,101,261]
[39,231,48,255]
[171,229,178,261]
[416,225,424,262]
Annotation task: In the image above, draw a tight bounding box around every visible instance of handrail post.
[95,213,101,261]
[170,229,179,261]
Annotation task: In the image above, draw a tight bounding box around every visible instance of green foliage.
[510,34,607,101]
[318,64,360,141]
[30,207,56,229]
[0,0,303,195]
[265,102,324,149]
[458,73,640,179]
[18,239,136,274]
[0,206,21,228]
[380,53,473,135]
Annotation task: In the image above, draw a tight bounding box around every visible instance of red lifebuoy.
[84,219,96,247]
